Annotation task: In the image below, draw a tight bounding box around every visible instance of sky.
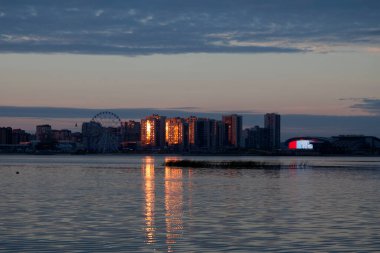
[0,0,379,138]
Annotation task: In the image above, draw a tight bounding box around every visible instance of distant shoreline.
[1,152,379,157]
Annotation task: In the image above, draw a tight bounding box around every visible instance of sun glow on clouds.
[366,47,380,53]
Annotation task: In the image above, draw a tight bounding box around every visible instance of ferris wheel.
[90,111,122,153]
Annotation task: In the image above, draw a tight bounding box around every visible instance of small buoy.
[16,171,19,174]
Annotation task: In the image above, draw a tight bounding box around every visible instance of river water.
[0,155,380,252]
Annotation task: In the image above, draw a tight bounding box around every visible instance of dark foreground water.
[0,155,380,252]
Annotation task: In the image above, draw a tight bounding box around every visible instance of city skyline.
[1,106,380,140]
[2,111,379,155]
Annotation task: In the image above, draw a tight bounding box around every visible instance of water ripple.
[1,155,380,252]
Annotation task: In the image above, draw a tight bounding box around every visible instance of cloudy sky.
[0,0,379,137]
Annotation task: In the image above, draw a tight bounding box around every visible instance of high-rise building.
[210,120,225,151]
[141,114,166,149]
[264,113,281,150]
[120,120,141,150]
[0,127,13,144]
[166,117,187,149]
[222,114,242,148]
[244,126,270,150]
[35,124,52,142]
[82,121,102,151]
[186,117,213,151]
[195,118,211,150]
[186,116,198,149]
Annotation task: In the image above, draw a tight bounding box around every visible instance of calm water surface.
[0,155,380,252]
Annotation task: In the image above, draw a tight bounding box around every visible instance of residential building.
[264,113,281,150]
[122,120,141,142]
[210,120,225,151]
[244,126,270,150]
[82,121,102,151]
[52,129,72,142]
[166,117,187,150]
[141,114,166,149]
[186,116,198,149]
[12,129,30,144]
[222,114,242,148]
[196,118,211,150]
[35,124,52,142]
[0,127,13,144]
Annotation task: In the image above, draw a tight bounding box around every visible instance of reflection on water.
[1,155,380,252]
[142,157,186,251]
[142,157,156,244]
[165,165,184,252]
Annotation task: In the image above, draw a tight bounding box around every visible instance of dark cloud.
[0,0,379,55]
[350,98,380,115]
[0,106,230,119]
[1,106,379,140]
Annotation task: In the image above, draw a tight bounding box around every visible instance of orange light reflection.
[142,156,156,244]
[165,158,184,252]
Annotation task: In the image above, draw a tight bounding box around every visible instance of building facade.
[35,124,52,142]
[165,117,187,150]
[12,129,30,144]
[244,126,270,150]
[122,120,141,142]
[195,118,211,150]
[141,114,166,149]
[82,121,102,151]
[186,116,198,149]
[264,113,281,150]
[222,114,242,148]
[52,129,72,142]
[0,127,13,144]
[210,120,225,151]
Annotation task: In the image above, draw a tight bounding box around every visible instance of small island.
[164,160,283,169]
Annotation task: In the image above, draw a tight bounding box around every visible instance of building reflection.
[188,168,193,218]
[142,156,156,244]
[141,156,186,252]
[165,158,184,252]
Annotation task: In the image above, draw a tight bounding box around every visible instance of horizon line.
[0,105,377,117]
